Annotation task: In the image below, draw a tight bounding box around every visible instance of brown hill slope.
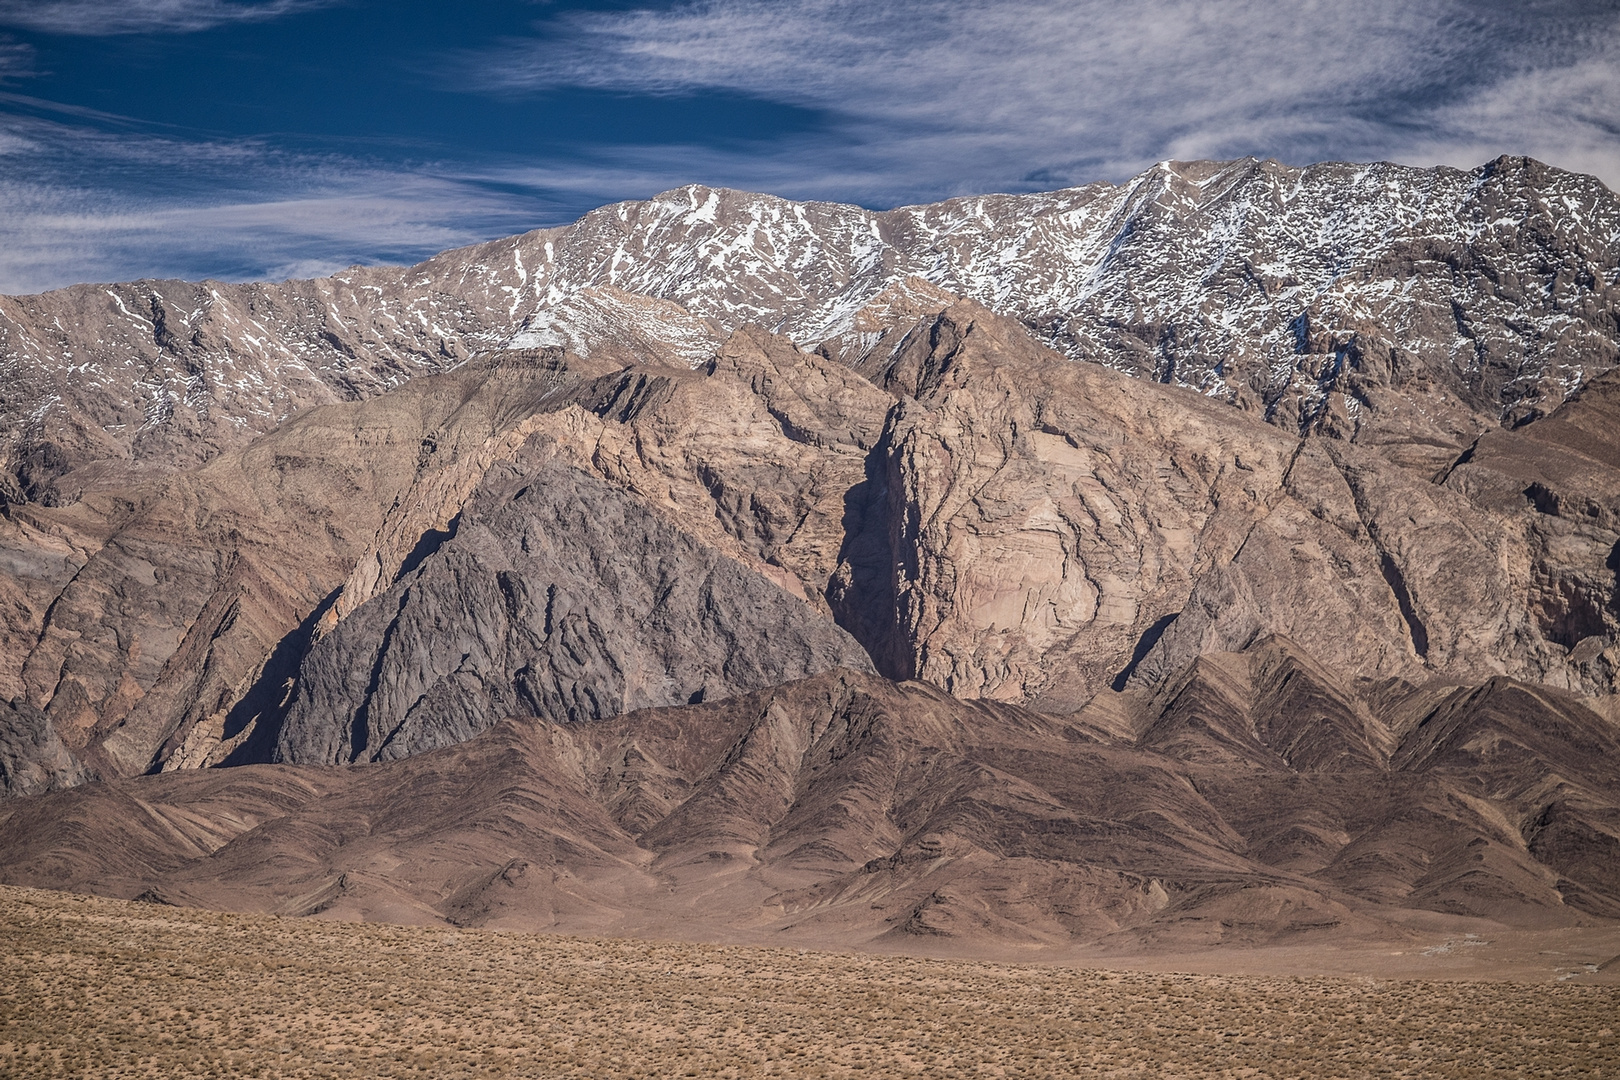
[0,349,619,792]
[4,663,1617,949]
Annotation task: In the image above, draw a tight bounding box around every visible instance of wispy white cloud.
[0,0,328,35]
[0,34,32,80]
[474,0,1620,194]
[0,183,524,294]
[0,112,565,293]
[1411,39,1620,186]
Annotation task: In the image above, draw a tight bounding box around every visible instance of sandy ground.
[2,885,1616,1079]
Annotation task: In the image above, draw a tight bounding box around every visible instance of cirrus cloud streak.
[475,0,1620,195]
[0,0,331,36]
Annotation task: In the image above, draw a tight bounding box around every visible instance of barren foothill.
[3,886,1616,1079]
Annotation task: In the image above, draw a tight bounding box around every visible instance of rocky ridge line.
[4,156,1616,505]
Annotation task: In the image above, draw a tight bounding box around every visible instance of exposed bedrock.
[2,293,1619,793]
[275,448,874,765]
[832,299,1620,709]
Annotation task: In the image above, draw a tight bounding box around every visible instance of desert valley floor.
[3,886,1617,1079]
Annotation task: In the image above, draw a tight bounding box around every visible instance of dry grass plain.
[2,885,1616,1080]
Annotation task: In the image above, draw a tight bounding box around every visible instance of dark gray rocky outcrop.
[0,696,87,798]
[274,444,874,765]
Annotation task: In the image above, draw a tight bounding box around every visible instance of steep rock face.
[6,157,1615,503]
[0,322,900,790]
[0,351,625,789]
[824,298,1619,710]
[276,446,873,765]
[1132,367,1620,699]
[1127,438,1541,691]
[834,299,1310,704]
[268,329,894,765]
[0,697,87,798]
[535,328,894,617]
[1441,368,1620,692]
[319,333,892,636]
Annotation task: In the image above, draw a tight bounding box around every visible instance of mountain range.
[2,155,1618,953]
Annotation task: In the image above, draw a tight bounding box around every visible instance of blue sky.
[1,0,1617,293]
